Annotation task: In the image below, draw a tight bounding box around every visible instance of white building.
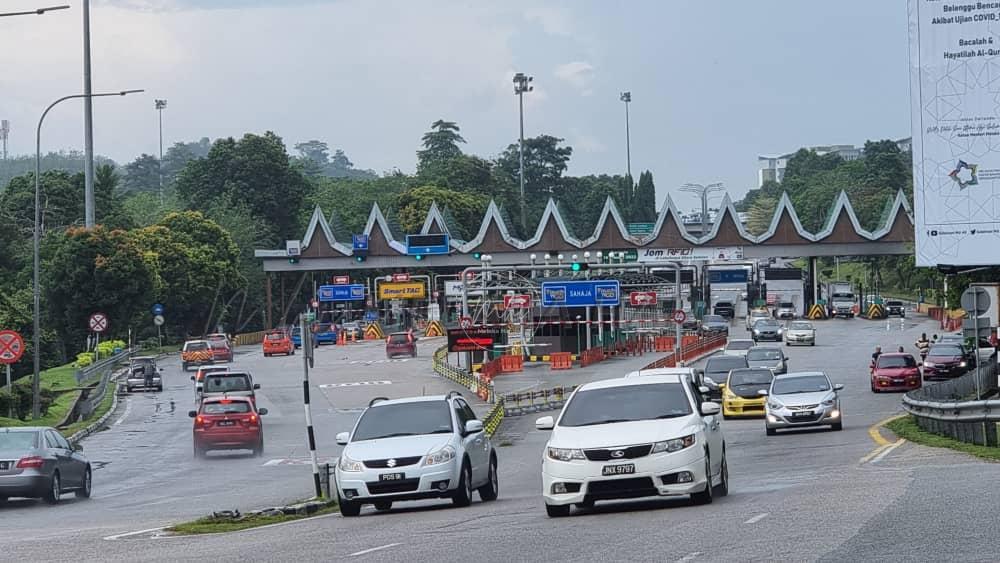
[757,138,911,188]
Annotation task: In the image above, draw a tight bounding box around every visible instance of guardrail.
[642,334,727,370]
[71,347,136,422]
[75,348,132,384]
[902,361,1000,446]
[233,331,266,346]
[431,346,503,436]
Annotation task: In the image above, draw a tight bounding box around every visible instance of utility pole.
[155,99,167,204]
[620,92,632,180]
[680,182,724,237]
[82,0,96,228]
[513,72,533,235]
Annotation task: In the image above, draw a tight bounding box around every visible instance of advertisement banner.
[909,1,1000,265]
[378,281,426,299]
[638,247,743,262]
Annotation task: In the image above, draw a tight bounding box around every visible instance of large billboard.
[909,1,1000,266]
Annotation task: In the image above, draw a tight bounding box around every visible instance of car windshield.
[204,375,251,392]
[207,334,227,341]
[266,333,284,341]
[929,345,963,357]
[746,348,782,361]
[292,327,302,336]
[789,322,813,330]
[185,342,208,351]
[703,315,725,323]
[559,383,692,427]
[751,310,768,317]
[0,431,37,450]
[779,302,794,308]
[706,356,748,374]
[772,375,831,395]
[352,401,454,440]
[887,301,903,306]
[202,401,251,414]
[728,369,774,387]
[388,334,409,344]
[727,341,754,350]
[878,355,917,369]
[754,319,779,328]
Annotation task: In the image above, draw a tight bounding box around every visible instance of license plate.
[0,461,8,470]
[792,411,813,418]
[379,472,405,481]
[601,464,635,476]
[218,420,236,426]
[893,379,904,384]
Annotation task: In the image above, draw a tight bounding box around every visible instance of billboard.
[378,281,427,299]
[909,1,1000,266]
[447,327,504,352]
[638,247,743,262]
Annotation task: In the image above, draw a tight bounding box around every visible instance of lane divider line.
[861,413,908,463]
[743,512,769,524]
[859,443,892,464]
[869,439,905,465]
[675,553,702,563]
[349,543,401,557]
[113,397,132,426]
[103,527,166,541]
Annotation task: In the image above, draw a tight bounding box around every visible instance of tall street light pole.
[33,89,144,419]
[0,5,69,17]
[513,72,533,236]
[83,0,96,228]
[620,91,632,180]
[680,182,724,238]
[155,99,167,203]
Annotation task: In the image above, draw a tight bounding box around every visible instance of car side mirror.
[188,410,197,418]
[335,432,349,446]
[258,408,268,416]
[757,390,769,396]
[833,384,844,391]
[159,367,164,372]
[253,383,261,390]
[703,377,717,386]
[465,420,484,434]
[72,443,83,452]
[701,402,721,416]
[535,416,555,430]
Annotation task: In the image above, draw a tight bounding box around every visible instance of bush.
[96,339,126,357]
[75,352,95,368]
[0,380,55,421]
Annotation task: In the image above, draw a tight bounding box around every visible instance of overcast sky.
[0,0,910,211]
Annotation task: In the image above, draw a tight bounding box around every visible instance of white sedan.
[536,374,728,517]
[783,321,816,346]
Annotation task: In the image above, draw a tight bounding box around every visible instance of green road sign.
[602,249,638,263]
[626,222,655,236]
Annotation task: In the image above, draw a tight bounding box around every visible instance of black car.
[751,318,783,342]
[702,355,749,401]
[885,300,905,318]
[713,301,735,319]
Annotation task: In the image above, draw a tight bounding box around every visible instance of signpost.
[672,309,687,325]
[459,316,473,329]
[629,291,657,307]
[317,284,365,302]
[352,234,369,257]
[541,280,621,307]
[447,327,503,353]
[0,330,24,418]
[638,246,743,262]
[405,233,450,256]
[391,273,411,282]
[89,312,108,361]
[151,305,164,349]
[333,275,350,285]
[961,286,991,400]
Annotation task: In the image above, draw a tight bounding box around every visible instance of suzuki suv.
[334,392,499,517]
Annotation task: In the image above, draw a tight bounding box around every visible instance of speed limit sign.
[672,310,687,325]
[459,316,473,329]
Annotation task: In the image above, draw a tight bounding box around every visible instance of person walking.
[915,333,930,362]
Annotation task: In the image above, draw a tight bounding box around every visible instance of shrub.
[75,352,95,368]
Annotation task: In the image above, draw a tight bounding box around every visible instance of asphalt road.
[2,315,998,562]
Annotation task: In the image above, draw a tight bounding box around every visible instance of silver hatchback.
[0,427,92,504]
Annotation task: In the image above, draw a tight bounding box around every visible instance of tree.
[746,196,778,235]
[417,120,465,171]
[395,185,489,240]
[630,171,656,222]
[121,154,161,194]
[305,175,414,234]
[294,140,330,166]
[161,138,212,185]
[417,154,495,195]
[495,135,573,230]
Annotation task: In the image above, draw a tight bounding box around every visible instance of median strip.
[885,415,1000,462]
[165,499,337,536]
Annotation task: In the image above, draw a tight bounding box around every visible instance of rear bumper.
[0,474,49,498]
[195,431,261,449]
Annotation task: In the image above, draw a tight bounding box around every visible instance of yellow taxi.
[721,367,775,419]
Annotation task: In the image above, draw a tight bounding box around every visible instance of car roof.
[207,370,250,376]
[131,356,156,360]
[369,395,450,407]
[578,375,684,391]
[623,369,691,380]
[388,331,411,336]
[206,333,228,338]
[879,352,912,357]
[202,395,252,404]
[0,427,45,433]
[185,339,209,345]
[773,371,827,380]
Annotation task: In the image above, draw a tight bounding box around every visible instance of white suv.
[334,392,498,517]
[536,374,728,517]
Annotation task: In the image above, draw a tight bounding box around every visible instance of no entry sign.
[89,312,109,333]
[0,330,25,364]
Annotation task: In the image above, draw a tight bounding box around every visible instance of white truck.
[826,281,855,318]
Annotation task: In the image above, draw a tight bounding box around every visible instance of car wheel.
[75,467,92,499]
[44,472,61,505]
[811,342,816,346]
[126,386,132,393]
[338,496,361,517]
[157,385,163,392]
[254,439,264,457]
[478,455,499,502]
[545,503,571,517]
[290,349,295,355]
[374,501,392,511]
[690,456,713,505]
[264,353,269,357]
[714,452,729,497]
[766,427,776,436]
[451,461,473,507]
[831,421,843,431]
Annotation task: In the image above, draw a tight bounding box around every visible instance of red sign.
[0,330,25,364]
[310,299,319,309]
[672,310,687,324]
[89,313,108,333]
[459,316,473,329]
[392,273,411,282]
[503,294,532,309]
[629,291,658,306]
[333,276,350,285]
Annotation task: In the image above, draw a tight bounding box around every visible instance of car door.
[687,381,722,476]
[54,432,85,487]
[453,399,486,484]
[45,431,77,486]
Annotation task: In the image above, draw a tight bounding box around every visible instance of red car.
[206,333,234,362]
[871,353,921,392]
[262,330,294,357]
[922,344,969,380]
[385,331,417,358]
[189,396,267,458]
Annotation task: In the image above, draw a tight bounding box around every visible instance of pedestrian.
[915,332,930,362]
[897,346,905,353]
[871,345,882,365]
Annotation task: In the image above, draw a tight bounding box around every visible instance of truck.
[826,281,856,318]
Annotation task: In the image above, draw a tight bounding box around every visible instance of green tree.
[417,154,495,195]
[395,185,489,239]
[121,154,161,194]
[417,120,465,171]
[306,175,414,234]
[630,171,656,222]
[746,196,778,235]
[161,138,212,185]
[495,135,573,231]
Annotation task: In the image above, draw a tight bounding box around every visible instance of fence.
[72,348,135,422]
[642,334,728,370]
[431,346,504,436]
[75,348,132,385]
[233,330,267,346]
[902,361,1000,446]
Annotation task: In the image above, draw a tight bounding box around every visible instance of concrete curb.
[66,379,121,444]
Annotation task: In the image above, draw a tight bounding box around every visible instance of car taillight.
[249,414,258,424]
[16,456,45,469]
[195,416,205,426]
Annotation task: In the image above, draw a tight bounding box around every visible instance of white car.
[724,339,756,356]
[784,321,816,346]
[536,375,728,517]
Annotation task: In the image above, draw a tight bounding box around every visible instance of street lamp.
[680,182,724,238]
[155,99,167,203]
[513,72,533,236]
[0,5,69,17]
[33,89,144,419]
[620,92,632,179]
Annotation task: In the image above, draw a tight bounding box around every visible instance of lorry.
[826,281,856,318]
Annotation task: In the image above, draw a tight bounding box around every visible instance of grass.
[886,415,1000,462]
[0,363,84,429]
[167,502,338,535]
[60,378,118,438]
[142,344,183,355]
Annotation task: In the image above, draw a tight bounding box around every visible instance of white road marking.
[744,512,769,524]
[349,543,401,557]
[113,397,132,426]
[263,457,337,466]
[103,526,166,541]
[869,439,905,464]
[320,381,392,388]
[349,358,409,365]
[675,552,702,562]
[859,443,892,464]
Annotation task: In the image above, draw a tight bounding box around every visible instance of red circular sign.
[89,313,108,333]
[459,316,473,329]
[0,330,25,364]
[672,310,687,324]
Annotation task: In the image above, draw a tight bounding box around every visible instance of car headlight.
[753,329,760,334]
[723,388,736,399]
[768,399,783,410]
[777,328,784,333]
[822,399,835,406]
[547,447,586,462]
[959,361,967,367]
[425,445,456,466]
[338,454,363,472]
[924,361,932,367]
[651,434,696,454]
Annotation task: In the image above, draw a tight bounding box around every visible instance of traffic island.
[886,415,1000,462]
[166,499,337,535]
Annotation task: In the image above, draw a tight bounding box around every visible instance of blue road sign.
[318,284,366,302]
[541,280,621,307]
[151,303,164,316]
[352,234,369,250]
[405,233,450,256]
[364,310,378,322]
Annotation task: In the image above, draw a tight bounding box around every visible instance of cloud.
[523,5,573,36]
[554,61,595,95]
[569,128,606,153]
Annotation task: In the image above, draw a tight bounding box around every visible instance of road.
[2,315,998,562]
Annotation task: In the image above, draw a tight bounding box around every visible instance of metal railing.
[75,348,132,384]
[902,361,1000,446]
[431,346,503,436]
[72,347,135,422]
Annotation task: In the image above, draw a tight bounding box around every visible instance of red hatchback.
[871,353,921,392]
[189,397,267,458]
[385,331,416,358]
[206,333,234,362]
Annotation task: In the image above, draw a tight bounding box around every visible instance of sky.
[0,0,911,212]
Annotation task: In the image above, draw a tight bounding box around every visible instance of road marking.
[868,413,907,446]
[113,397,132,426]
[744,512,769,524]
[869,439,905,464]
[675,553,702,563]
[263,457,337,466]
[103,526,166,541]
[349,543,401,557]
[320,381,392,388]
[348,359,410,365]
[859,443,892,464]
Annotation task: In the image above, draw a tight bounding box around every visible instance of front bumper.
[873,375,921,391]
[0,473,49,498]
[723,396,766,417]
[752,332,782,341]
[336,459,461,503]
[784,333,814,345]
[766,405,840,429]
[542,446,708,506]
[776,311,796,319]
[923,364,966,379]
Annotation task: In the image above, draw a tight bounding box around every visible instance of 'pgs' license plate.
[0,461,9,471]
[792,411,813,418]
[379,473,405,481]
[601,464,635,476]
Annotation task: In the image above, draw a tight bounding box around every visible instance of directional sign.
[352,234,369,251]
[392,273,411,282]
[153,315,165,327]
[151,303,164,316]
[503,294,532,309]
[459,316,473,329]
[405,233,450,256]
[629,291,657,307]
[333,276,350,285]
[541,280,620,307]
[672,310,687,325]
[318,284,365,302]
[0,330,25,364]
[364,310,379,322]
[89,312,108,333]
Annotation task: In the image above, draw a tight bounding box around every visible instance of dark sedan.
[703,355,749,402]
[0,427,92,504]
[751,318,783,342]
[922,344,969,380]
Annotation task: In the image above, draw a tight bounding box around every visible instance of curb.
[67,380,121,444]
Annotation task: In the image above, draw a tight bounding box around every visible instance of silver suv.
[334,392,499,517]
